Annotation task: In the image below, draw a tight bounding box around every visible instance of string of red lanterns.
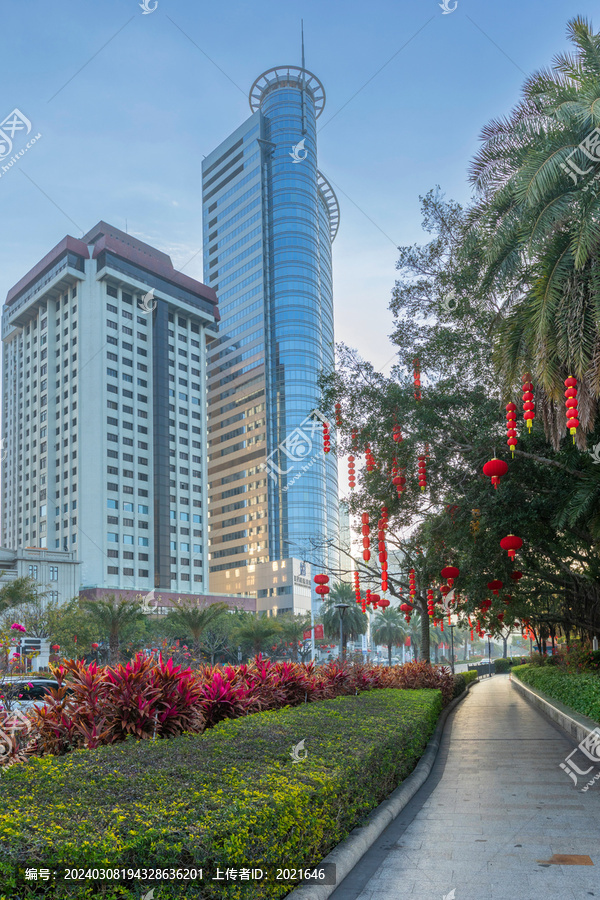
[314,573,330,596]
[522,372,535,432]
[323,420,331,454]
[418,452,427,492]
[361,512,371,561]
[413,358,422,401]
[334,402,342,427]
[379,506,389,593]
[365,443,376,472]
[506,401,517,456]
[348,455,356,490]
[564,376,579,443]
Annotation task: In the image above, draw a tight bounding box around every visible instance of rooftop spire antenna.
[300,19,306,135]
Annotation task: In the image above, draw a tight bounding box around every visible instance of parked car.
[1,679,61,712]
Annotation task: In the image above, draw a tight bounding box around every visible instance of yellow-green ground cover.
[0,688,442,899]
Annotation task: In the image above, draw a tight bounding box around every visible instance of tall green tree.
[318,584,367,657]
[232,614,281,658]
[81,595,145,664]
[467,17,600,444]
[277,612,311,661]
[372,606,407,665]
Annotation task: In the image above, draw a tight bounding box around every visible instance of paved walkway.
[330,675,600,900]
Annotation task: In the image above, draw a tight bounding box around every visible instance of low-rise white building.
[0,546,80,606]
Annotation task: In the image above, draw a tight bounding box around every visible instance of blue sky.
[0,0,595,370]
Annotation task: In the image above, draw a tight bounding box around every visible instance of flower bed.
[0,688,442,899]
[512,664,600,723]
[0,657,454,767]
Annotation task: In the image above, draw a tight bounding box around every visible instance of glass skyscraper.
[203,65,339,606]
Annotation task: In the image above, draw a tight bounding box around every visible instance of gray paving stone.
[329,677,600,900]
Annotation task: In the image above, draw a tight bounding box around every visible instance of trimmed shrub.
[452,673,466,697]
[462,669,478,686]
[494,658,512,674]
[0,656,454,773]
[512,665,600,723]
[0,689,442,899]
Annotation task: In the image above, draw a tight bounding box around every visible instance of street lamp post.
[449,615,457,675]
[334,603,349,662]
[487,634,492,678]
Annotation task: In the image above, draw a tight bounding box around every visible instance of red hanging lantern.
[392,424,403,443]
[510,570,523,582]
[413,358,422,401]
[91,642,99,650]
[564,376,579,443]
[522,373,535,432]
[314,573,330,596]
[323,420,331,454]
[506,401,517,456]
[334,402,342,427]
[51,644,60,652]
[487,579,503,595]
[482,457,508,489]
[441,565,459,586]
[400,602,412,613]
[500,534,522,560]
[378,596,390,608]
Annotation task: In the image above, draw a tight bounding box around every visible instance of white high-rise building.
[1,222,219,597]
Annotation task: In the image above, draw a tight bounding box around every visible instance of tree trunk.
[502,635,508,658]
[109,630,119,665]
[388,642,392,665]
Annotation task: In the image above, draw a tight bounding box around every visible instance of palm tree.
[467,17,600,446]
[372,606,407,665]
[165,600,229,657]
[232,614,281,657]
[81,595,145,664]
[277,612,311,661]
[318,582,367,657]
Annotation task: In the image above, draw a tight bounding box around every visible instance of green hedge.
[512,665,600,724]
[452,673,466,697]
[462,669,478,686]
[494,658,511,674]
[0,689,442,899]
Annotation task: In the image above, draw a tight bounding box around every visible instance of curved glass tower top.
[203,64,340,606]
